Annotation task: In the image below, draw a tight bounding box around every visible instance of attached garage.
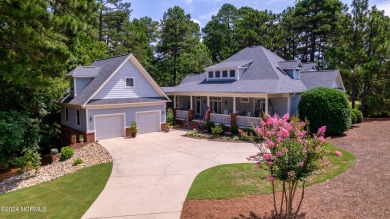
[95,114,124,140]
[137,111,161,134]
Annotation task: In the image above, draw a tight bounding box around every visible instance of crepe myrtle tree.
[248,114,342,218]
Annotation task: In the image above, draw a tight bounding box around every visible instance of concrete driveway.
[82,130,257,219]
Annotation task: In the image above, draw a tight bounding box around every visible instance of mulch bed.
[181,119,390,219]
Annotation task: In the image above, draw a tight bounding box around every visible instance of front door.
[195,97,201,116]
[210,97,222,114]
[254,98,265,117]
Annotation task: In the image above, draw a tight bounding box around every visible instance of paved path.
[82,130,257,219]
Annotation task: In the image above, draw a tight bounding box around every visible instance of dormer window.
[215,71,221,78]
[125,77,134,87]
[222,70,228,78]
[208,71,213,78]
[230,70,235,77]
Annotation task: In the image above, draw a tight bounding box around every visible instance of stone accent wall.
[61,125,95,147]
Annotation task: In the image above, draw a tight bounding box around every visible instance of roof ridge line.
[95,53,131,61]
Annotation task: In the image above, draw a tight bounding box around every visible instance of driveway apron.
[82,130,257,219]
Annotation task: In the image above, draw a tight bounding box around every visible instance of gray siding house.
[57,54,169,145]
[162,46,345,128]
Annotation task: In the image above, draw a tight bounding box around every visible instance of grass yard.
[0,163,112,219]
[187,144,355,200]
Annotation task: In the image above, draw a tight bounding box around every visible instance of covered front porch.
[172,94,297,128]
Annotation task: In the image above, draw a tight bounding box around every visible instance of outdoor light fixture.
[90,117,93,121]
[225,101,228,105]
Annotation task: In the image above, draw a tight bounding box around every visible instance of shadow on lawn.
[234,210,307,219]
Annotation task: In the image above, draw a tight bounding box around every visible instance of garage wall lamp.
[90,117,93,121]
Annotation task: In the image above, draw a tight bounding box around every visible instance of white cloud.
[377,0,390,16]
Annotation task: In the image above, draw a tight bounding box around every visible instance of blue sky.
[128,0,390,27]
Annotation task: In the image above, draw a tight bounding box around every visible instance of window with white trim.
[76,109,80,126]
[208,71,213,78]
[125,77,134,87]
[215,71,221,78]
[65,108,69,122]
[240,98,249,103]
[222,70,228,78]
[230,70,235,77]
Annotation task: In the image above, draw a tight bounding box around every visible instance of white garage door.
[137,111,160,134]
[95,115,124,140]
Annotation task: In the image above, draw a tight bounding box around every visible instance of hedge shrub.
[298,87,351,136]
[350,111,357,124]
[352,109,363,123]
[60,146,74,161]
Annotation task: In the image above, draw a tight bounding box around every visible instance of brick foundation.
[61,125,95,147]
[161,123,167,132]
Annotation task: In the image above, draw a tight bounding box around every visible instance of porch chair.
[223,110,229,115]
[247,112,252,117]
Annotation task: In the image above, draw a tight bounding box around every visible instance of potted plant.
[70,134,77,145]
[129,121,138,138]
[78,134,85,143]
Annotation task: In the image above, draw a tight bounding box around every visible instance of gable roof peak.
[95,53,132,62]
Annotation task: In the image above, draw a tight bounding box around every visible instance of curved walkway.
[82,130,257,219]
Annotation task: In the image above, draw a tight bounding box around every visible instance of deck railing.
[237,116,261,127]
[210,113,230,125]
[176,110,188,120]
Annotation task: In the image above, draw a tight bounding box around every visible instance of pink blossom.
[298,161,304,167]
[268,161,273,166]
[276,151,283,157]
[278,127,290,138]
[282,148,289,153]
[267,175,275,182]
[335,151,343,157]
[288,171,295,177]
[318,136,325,143]
[266,117,275,126]
[263,153,271,160]
[282,113,290,121]
[318,126,327,136]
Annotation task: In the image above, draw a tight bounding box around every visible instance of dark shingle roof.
[66,66,100,77]
[302,63,316,71]
[300,70,339,90]
[205,60,253,70]
[278,60,302,69]
[64,54,131,106]
[87,97,168,105]
[163,46,308,94]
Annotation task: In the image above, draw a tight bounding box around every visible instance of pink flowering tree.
[248,113,332,218]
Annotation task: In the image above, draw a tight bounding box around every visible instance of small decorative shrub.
[352,109,363,123]
[72,158,83,166]
[129,121,138,134]
[231,124,239,135]
[219,123,226,135]
[78,134,84,143]
[60,146,74,161]
[14,149,41,173]
[232,136,240,141]
[70,134,77,141]
[238,128,255,142]
[166,108,174,126]
[299,87,351,136]
[350,111,357,124]
[211,125,224,136]
[205,121,215,133]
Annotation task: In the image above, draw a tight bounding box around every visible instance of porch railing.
[176,110,188,120]
[210,113,230,125]
[237,116,261,127]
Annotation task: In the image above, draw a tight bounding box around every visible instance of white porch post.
[233,97,236,113]
[173,95,177,108]
[287,95,291,115]
[190,95,193,109]
[207,96,210,108]
[265,96,269,115]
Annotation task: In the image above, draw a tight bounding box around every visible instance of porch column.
[265,96,269,115]
[233,97,237,113]
[173,95,176,108]
[190,95,193,110]
[207,96,210,107]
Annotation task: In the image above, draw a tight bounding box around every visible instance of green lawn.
[0,163,112,219]
[187,144,355,200]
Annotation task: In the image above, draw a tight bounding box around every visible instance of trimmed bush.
[72,158,83,166]
[205,121,215,133]
[298,87,351,136]
[211,125,224,136]
[350,111,357,124]
[352,109,363,123]
[60,146,74,161]
[231,124,239,135]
